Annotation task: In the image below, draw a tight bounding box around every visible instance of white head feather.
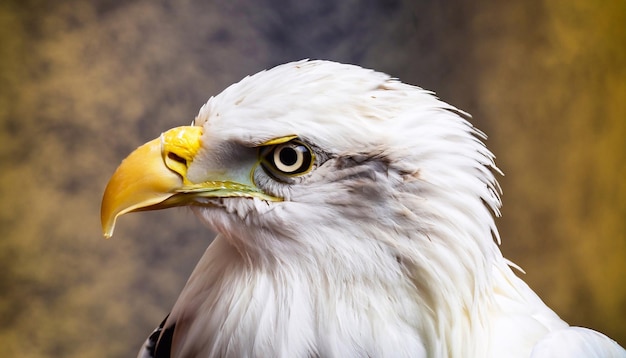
[163,60,501,357]
[155,60,622,357]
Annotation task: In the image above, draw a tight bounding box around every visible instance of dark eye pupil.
[279,147,298,166]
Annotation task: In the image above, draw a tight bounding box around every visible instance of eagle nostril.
[167,152,186,165]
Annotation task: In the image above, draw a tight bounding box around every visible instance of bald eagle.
[101,60,625,357]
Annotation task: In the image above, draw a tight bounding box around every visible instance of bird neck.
[168,232,506,357]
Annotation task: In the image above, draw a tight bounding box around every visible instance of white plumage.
[101,60,625,357]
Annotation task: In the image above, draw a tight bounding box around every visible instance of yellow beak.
[100,126,278,239]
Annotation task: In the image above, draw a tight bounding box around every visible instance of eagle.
[101,60,625,357]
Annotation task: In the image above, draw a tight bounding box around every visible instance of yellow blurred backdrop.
[0,0,624,356]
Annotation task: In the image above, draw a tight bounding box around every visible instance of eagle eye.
[260,139,314,178]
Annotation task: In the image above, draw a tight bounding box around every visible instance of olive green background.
[1,0,624,356]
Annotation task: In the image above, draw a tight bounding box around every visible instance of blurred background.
[0,0,624,356]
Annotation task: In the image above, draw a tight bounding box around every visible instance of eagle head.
[102,60,510,357]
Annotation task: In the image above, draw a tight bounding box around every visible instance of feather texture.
[127,60,624,357]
